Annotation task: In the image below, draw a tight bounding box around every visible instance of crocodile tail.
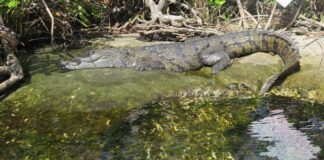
[0,25,18,53]
[259,61,300,95]
[220,30,300,95]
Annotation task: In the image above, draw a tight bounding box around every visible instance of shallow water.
[1,95,322,159]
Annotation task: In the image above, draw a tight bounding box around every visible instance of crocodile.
[60,30,300,95]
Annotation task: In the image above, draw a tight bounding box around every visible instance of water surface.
[1,96,322,159]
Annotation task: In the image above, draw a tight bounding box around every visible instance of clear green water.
[0,96,322,159]
[103,97,257,160]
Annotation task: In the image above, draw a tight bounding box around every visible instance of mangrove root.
[0,25,24,92]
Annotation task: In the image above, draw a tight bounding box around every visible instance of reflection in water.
[249,109,321,160]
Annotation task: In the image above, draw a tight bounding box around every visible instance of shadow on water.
[0,96,323,159]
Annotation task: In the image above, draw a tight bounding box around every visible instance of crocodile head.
[60,48,129,70]
[60,58,90,70]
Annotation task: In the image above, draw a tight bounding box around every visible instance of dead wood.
[137,0,203,27]
[299,15,324,29]
[0,25,24,93]
[137,25,221,41]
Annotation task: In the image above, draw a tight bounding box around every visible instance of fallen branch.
[0,54,23,92]
[137,25,222,41]
[299,15,324,29]
[0,25,24,93]
[220,15,269,31]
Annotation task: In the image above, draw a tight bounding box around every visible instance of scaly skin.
[214,30,300,94]
[60,30,300,95]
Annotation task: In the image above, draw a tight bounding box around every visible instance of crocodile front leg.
[211,52,231,74]
[200,45,232,74]
[134,57,165,71]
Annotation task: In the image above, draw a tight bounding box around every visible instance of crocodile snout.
[59,59,81,70]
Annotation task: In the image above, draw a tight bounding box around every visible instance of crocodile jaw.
[60,60,96,70]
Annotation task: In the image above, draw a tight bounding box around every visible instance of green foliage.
[0,0,19,9]
[208,0,226,7]
[54,0,110,27]
[69,2,92,27]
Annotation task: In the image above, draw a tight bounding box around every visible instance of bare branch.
[243,9,258,25]
[41,0,55,46]
[299,15,324,28]
[236,0,248,28]
[265,1,277,30]
[138,25,221,41]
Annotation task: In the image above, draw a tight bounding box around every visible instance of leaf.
[209,0,226,7]
[7,0,19,8]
